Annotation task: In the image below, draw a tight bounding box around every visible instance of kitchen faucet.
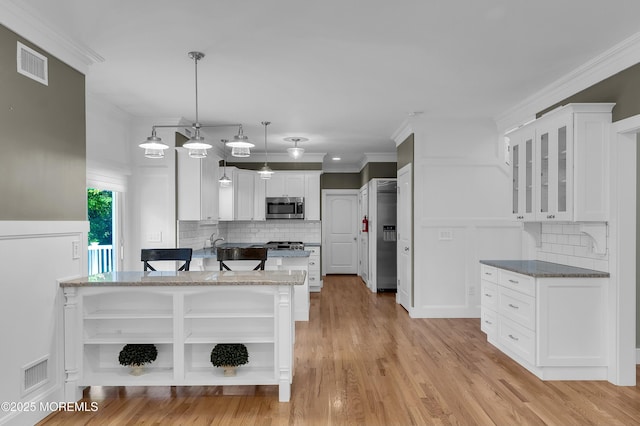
[207,233,224,249]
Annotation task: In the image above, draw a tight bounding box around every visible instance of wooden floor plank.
[39,275,640,425]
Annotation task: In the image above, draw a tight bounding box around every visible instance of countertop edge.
[480,260,610,278]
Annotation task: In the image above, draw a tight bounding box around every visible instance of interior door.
[397,164,412,310]
[324,192,358,274]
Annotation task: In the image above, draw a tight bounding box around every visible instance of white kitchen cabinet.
[177,149,219,222]
[265,173,305,198]
[304,172,321,221]
[480,261,608,380]
[219,168,265,221]
[510,129,535,221]
[508,103,613,222]
[305,245,322,292]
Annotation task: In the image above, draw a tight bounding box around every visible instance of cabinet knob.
[547,214,555,219]
[404,247,410,252]
[508,334,519,341]
[484,293,492,298]
[516,215,524,220]
[508,279,519,284]
[508,303,519,310]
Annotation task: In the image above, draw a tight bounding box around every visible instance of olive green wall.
[226,162,323,171]
[539,63,640,122]
[637,132,640,348]
[360,162,397,186]
[0,25,86,220]
[397,134,414,170]
[321,173,361,189]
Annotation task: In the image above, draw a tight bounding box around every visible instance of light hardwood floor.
[40,275,640,425]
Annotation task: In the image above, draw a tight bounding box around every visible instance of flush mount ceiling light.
[257,121,274,180]
[284,137,308,159]
[139,51,248,159]
[219,139,232,187]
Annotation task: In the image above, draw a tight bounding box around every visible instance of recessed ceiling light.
[332,157,341,161]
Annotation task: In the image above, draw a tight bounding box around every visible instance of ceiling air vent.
[17,41,48,86]
[22,356,49,395]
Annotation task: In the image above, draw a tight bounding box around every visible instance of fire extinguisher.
[362,215,369,232]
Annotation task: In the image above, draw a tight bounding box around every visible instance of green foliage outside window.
[87,189,112,245]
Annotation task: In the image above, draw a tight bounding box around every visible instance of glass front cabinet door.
[511,129,535,221]
[535,116,573,221]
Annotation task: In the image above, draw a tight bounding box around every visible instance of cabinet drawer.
[481,281,498,310]
[499,269,535,297]
[480,307,497,336]
[480,264,498,283]
[308,257,320,270]
[498,315,536,365]
[498,286,535,330]
[305,246,320,255]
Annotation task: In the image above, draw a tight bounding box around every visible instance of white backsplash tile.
[179,220,321,247]
[535,221,609,272]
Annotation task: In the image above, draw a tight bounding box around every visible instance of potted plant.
[118,344,158,375]
[210,343,249,376]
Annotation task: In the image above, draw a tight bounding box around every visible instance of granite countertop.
[193,243,311,259]
[479,260,610,278]
[60,270,307,287]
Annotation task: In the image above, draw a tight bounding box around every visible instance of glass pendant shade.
[287,146,305,159]
[257,164,274,180]
[188,148,208,158]
[143,148,165,159]
[231,146,251,157]
[219,173,232,187]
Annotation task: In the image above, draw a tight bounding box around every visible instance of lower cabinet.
[305,245,322,292]
[63,285,294,401]
[480,263,608,380]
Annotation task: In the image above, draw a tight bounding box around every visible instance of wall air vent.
[22,356,49,395]
[17,41,49,86]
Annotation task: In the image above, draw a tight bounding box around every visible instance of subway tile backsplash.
[223,220,321,244]
[536,222,609,272]
[178,220,321,250]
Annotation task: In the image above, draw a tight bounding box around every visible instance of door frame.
[321,189,359,276]
[609,115,639,385]
[396,164,413,310]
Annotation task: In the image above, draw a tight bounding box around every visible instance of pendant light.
[219,139,232,187]
[139,128,169,158]
[284,137,307,159]
[257,121,274,180]
[139,51,250,159]
[226,125,254,157]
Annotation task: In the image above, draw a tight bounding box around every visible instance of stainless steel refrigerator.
[375,180,397,291]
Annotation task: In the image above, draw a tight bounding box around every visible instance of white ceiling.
[8,0,640,169]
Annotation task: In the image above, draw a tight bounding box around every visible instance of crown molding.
[495,30,640,132]
[391,118,414,146]
[0,0,104,74]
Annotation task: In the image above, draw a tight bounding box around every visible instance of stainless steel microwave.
[266,197,304,219]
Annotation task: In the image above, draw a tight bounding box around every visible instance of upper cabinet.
[177,149,220,222]
[220,170,321,221]
[509,103,613,222]
[219,167,265,221]
[266,173,305,198]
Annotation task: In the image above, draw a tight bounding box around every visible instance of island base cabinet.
[63,285,295,402]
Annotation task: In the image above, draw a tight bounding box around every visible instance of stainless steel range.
[264,241,305,250]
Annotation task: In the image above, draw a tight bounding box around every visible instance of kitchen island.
[60,270,305,402]
[192,243,312,321]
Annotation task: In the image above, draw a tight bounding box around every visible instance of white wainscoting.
[0,221,88,426]
[410,220,523,318]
